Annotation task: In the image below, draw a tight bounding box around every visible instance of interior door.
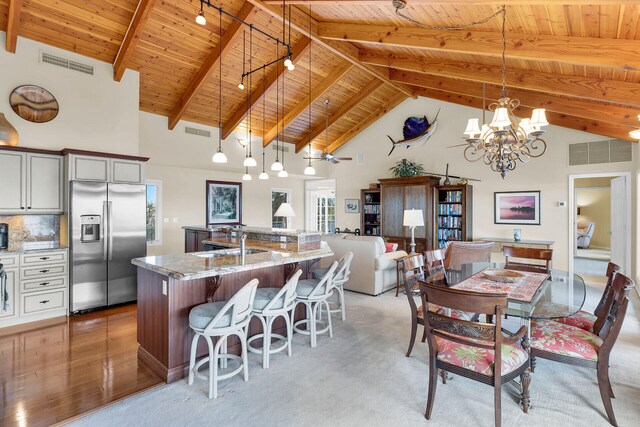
[610,176,626,273]
[107,184,146,305]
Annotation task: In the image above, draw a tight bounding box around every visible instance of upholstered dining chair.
[529,273,635,426]
[503,246,553,273]
[553,262,622,333]
[443,241,494,270]
[419,282,531,427]
[402,253,474,358]
[188,278,259,399]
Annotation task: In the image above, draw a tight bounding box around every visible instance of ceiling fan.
[303,99,352,164]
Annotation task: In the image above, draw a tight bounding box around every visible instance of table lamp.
[274,202,296,231]
[403,209,424,254]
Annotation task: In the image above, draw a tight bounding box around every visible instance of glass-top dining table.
[424,262,587,335]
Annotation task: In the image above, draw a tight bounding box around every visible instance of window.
[313,191,336,233]
[272,188,292,229]
[146,180,162,245]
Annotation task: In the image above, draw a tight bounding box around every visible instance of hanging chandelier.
[395,1,550,179]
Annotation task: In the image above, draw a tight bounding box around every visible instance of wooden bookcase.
[361,188,381,236]
[435,184,473,248]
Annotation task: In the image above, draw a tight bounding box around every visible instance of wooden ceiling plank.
[264,1,640,4]
[411,86,637,142]
[391,70,639,128]
[295,78,383,152]
[113,0,157,81]
[262,61,353,146]
[167,2,258,130]
[222,36,312,140]
[245,0,414,97]
[328,92,407,153]
[319,21,640,70]
[360,50,640,107]
[6,0,22,53]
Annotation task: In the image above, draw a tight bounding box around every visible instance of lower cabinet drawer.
[21,275,67,293]
[21,263,67,279]
[21,289,66,315]
[21,251,68,266]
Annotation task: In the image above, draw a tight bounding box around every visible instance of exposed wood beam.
[167,2,258,130]
[113,0,157,81]
[222,37,311,140]
[263,61,353,147]
[295,79,384,153]
[411,87,637,142]
[5,0,22,53]
[245,0,414,97]
[328,93,407,153]
[319,22,640,70]
[391,70,640,128]
[266,1,637,4]
[361,50,640,107]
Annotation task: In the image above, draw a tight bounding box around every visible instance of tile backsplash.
[0,215,60,243]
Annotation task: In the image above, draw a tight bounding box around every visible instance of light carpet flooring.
[69,278,640,427]
[576,248,611,262]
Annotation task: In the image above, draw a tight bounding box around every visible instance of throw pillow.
[384,242,398,253]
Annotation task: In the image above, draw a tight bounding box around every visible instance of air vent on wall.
[41,52,94,75]
[184,126,211,138]
[568,139,632,166]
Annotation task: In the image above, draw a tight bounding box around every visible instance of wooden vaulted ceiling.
[2,0,640,155]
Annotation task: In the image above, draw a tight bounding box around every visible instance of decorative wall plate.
[9,85,59,123]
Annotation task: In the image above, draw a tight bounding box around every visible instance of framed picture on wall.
[206,180,242,226]
[494,191,541,225]
[345,199,360,213]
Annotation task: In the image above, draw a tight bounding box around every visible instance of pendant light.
[278,46,288,179]
[243,28,257,167]
[242,166,252,181]
[271,41,283,172]
[303,9,316,176]
[259,67,270,180]
[195,1,206,25]
[283,3,295,71]
[211,9,227,164]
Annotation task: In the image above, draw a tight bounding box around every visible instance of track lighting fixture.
[195,2,206,25]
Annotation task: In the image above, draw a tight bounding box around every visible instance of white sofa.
[321,234,408,296]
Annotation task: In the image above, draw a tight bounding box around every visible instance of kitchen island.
[132,232,331,383]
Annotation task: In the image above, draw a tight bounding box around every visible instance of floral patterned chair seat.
[530,319,603,361]
[435,336,529,376]
[552,310,597,333]
[417,303,474,321]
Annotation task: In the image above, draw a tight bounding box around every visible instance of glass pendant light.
[244,28,256,168]
[242,167,252,181]
[212,9,227,164]
[303,18,315,177]
[258,67,269,179]
[271,42,283,172]
[279,52,288,179]
[195,1,206,25]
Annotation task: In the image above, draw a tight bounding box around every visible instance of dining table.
[424,262,587,339]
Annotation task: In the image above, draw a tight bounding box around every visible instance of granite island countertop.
[132,242,332,280]
[202,236,309,253]
[0,241,68,254]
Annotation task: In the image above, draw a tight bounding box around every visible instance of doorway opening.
[304,179,336,233]
[569,173,631,279]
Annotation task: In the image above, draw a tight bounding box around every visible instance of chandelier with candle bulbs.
[395,1,550,179]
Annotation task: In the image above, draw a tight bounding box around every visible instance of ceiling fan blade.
[447,143,469,148]
[332,157,352,161]
[331,159,340,164]
[303,157,324,160]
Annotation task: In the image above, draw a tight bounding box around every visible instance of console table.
[479,237,554,252]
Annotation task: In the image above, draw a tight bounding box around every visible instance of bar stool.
[248,270,302,369]
[313,252,353,321]
[187,279,259,399]
[293,261,338,348]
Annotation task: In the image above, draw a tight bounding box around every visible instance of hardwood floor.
[0,305,162,427]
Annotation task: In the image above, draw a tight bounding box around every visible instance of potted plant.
[390,159,425,178]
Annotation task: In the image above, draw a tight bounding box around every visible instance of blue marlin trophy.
[387,109,440,156]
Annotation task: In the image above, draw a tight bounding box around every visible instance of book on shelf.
[438,203,462,216]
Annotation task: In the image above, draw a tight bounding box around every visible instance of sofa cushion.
[435,336,528,376]
[531,319,602,361]
[384,242,398,253]
[375,251,408,271]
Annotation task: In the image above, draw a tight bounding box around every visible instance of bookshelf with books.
[361,188,381,236]
[435,185,473,248]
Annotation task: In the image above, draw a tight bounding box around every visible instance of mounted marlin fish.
[387,109,440,156]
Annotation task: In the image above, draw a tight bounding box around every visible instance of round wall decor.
[9,85,59,123]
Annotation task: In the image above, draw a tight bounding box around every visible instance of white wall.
[139,112,308,256]
[327,96,637,272]
[0,33,139,154]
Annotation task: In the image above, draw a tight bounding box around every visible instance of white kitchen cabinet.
[0,151,63,214]
[67,154,146,184]
[27,153,64,213]
[0,269,18,319]
[0,151,27,214]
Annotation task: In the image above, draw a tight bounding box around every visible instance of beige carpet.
[576,248,611,261]
[68,277,640,427]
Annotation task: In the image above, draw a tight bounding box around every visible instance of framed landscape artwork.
[494,191,541,225]
[345,199,360,213]
[206,180,242,226]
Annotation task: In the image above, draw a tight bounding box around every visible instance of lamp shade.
[530,109,549,127]
[464,118,481,138]
[489,107,510,128]
[274,202,296,218]
[403,209,424,227]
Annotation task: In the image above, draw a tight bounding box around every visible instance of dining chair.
[444,241,494,270]
[188,278,259,399]
[419,282,531,427]
[529,273,635,426]
[402,253,474,358]
[552,262,621,333]
[503,246,553,273]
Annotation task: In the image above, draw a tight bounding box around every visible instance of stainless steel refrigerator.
[70,181,146,312]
